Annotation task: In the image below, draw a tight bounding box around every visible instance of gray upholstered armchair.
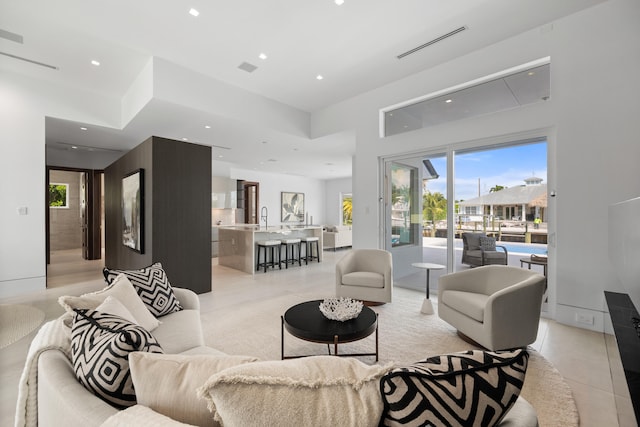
[336,249,393,304]
[461,232,508,267]
[438,265,546,351]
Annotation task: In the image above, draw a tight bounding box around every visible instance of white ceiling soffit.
[382,59,550,137]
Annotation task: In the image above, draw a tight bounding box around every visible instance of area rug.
[200,286,578,427]
[0,304,45,349]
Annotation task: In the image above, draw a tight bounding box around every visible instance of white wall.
[221,164,326,227]
[0,69,120,297]
[324,177,352,226]
[215,159,342,226]
[311,0,640,332]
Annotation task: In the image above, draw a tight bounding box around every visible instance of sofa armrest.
[38,350,119,427]
[172,288,200,311]
[101,405,198,426]
[336,251,356,286]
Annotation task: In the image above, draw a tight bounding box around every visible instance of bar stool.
[256,240,281,273]
[301,236,320,264]
[280,238,302,269]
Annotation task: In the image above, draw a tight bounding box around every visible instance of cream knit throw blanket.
[14,315,71,427]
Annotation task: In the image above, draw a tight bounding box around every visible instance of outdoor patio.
[395,236,548,294]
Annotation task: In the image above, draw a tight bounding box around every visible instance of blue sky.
[426,142,547,200]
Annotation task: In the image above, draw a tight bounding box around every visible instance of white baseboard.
[0,276,45,299]
[555,303,607,333]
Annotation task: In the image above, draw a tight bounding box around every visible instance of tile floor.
[0,249,635,426]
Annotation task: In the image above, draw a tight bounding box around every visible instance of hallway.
[46,249,104,288]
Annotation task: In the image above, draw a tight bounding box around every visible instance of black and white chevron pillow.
[379,349,528,427]
[71,309,164,408]
[103,263,182,317]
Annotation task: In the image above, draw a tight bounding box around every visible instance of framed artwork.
[281,192,305,222]
[122,169,144,253]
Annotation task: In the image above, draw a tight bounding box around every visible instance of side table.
[411,262,445,314]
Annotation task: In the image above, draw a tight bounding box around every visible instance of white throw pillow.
[129,352,258,427]
[197,356,393,427]
[59,274,160,331]
[95,296,139,325]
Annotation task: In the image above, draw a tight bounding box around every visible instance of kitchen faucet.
[260,206,268,230]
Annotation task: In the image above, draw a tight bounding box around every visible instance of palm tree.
[342,196,352,225]
[489,185,506,193]
[423,191,447,237]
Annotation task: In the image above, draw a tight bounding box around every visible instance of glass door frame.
[379,129,555,317]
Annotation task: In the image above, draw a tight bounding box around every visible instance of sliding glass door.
[383,139,548,301]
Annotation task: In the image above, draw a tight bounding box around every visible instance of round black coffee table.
[281,300,378,361]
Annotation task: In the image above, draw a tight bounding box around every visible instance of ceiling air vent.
[50,142,122,153]
[238,62,258,73]
[397,26,467,59]
[0,51,58,70]
[0,28,23,44]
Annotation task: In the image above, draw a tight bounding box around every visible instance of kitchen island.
[218,225,323,274]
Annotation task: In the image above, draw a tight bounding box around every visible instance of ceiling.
[0,0,606,179]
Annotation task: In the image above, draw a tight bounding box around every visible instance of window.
[390,162,419,247]
[341,193,352,225]
[381,59,550,138]
[49,183,69,208]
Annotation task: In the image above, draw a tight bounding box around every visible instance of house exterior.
[459,177,547,222]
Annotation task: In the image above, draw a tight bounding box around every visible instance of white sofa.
[31,288,226,427]
[323,225,352,250]
[21,287,538,427]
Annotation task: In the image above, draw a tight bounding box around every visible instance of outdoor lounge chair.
[461,232,508,267]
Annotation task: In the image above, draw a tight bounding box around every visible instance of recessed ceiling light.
[258,53,268,60]
[205,125,211,129]
[182,137,188,141]
[71,146,78,149]
[80,127,87,130]
[218,155,224,158]
[316,75,324,80]
[335,0,345,5]
[445,99,452,103]
[91,60,100,66]
[528,71,535,76]
[189,8,199,17]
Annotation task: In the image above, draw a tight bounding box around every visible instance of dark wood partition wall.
[104,138,153,269]
[152,138,212,294]
[104,137,212,294]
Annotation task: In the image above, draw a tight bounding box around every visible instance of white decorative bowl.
[319,297,363,322]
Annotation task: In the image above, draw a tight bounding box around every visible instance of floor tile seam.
[563,373,615,394]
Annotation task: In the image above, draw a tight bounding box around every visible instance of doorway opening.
[242,181,260,224]
[46,167,104,288]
